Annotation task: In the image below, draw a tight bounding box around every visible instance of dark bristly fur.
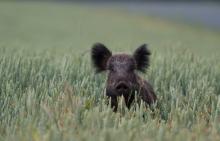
[133,44,151,73]
[91,43,112,73]
[91,43,156,112]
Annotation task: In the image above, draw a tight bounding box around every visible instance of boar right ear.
[91,43,112,73]
[133,44,151,73]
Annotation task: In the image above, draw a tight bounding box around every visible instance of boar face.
[106,54,137,96]
[91,43,151,97]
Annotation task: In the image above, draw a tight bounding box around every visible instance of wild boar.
[91,43,156,112]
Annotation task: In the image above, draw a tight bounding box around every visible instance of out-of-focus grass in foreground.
[0,2,220,141]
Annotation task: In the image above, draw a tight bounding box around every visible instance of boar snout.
[115,81,129,93]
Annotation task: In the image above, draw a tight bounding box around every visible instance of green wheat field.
[0,2,220,141]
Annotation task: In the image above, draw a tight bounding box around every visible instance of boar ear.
[91,43,112,73]
[133,44,151,72]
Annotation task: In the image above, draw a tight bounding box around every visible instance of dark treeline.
[58,0,220,2]
[3,0,219,2]
[5,0,220,2]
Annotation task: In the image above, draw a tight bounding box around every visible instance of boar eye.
[109,66,115,72]
[128,65,135,72]
[108,64,115,72]
[110,68,114,71]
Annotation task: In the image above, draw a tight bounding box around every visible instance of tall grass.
[0,2,220,141]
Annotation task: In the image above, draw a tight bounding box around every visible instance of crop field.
[0,2,220,141]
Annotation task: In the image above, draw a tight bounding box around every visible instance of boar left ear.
[133,44,151,73]
[91,43,112,73]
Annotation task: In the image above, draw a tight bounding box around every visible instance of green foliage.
[0,2,220,141]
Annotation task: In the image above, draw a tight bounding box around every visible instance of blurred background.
[6,0,219,30]
[0,0,219,56]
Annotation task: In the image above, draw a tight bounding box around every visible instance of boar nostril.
[116,82,129,91]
